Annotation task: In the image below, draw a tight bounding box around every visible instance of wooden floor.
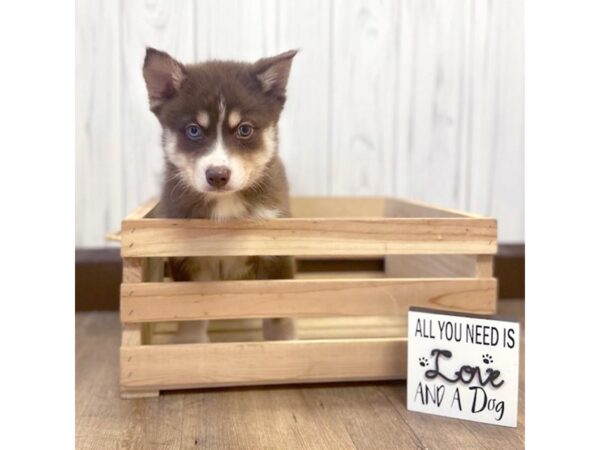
[76,300,524,449]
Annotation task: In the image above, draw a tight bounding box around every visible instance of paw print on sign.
[419,357,429,367]
[482,353,494,364]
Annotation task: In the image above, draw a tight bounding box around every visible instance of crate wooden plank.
[290,196,387,217]
[121,217,497,257]
[121,258,145,346]
[384,197,484,218]
[384,255,480,278]
[201,316,407,334]
[297,270,384,279]
[121,277,496,323]
[120,338,407,391]
[148,316,410,345]
[476,255,495,277]
[121,196,480,221]
[207,316,409,343]
[121,196,486,221]
[120,257,162,398]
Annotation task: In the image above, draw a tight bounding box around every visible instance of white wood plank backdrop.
[76,0,523,246]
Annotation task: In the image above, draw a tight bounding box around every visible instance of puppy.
[142,48,297,343]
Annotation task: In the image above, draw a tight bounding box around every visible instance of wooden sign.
[407,307,520,427]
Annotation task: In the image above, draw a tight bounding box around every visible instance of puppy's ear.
[143,47,186,110]
[253,50,298,101]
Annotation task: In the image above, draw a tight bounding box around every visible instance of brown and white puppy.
[142,48,297,342]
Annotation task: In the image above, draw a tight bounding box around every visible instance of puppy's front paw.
[262,318,297,340]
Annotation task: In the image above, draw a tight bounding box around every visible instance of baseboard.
[75,245,525,311]
[495,244,525,300]
[76,248,122,311]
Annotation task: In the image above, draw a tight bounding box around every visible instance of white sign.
[407,307,520,427]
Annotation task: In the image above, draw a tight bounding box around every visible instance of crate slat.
[290,196,387,217]
[120,337,407,391]
[384,197,484,218]
[120,257,163,398]
[384,254,480,278]
[121,277,496,323]
[121,217,497,257]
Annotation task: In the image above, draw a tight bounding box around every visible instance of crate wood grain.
[120,338,407,391]
[120,277,496,323]
[120,196,497,257]
[149,316,411,345]
[121,217,497,257]
[118,196,498,397]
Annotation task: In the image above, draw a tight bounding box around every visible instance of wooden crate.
[119,196,497,398]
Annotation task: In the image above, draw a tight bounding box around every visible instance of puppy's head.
[142,48,296,195]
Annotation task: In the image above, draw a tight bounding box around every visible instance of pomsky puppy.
[142,47,297,343]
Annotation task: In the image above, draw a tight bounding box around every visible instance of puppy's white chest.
[185,196,282,281]
[210,194,247,221]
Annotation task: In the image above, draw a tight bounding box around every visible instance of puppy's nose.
[205,166,231,188]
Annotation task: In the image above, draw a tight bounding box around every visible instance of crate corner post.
[119,256,161,399]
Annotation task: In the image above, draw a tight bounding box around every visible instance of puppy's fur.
[143,48,297,342]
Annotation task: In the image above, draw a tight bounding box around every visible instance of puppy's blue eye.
[185,124,203,140]
[236,123,254,138]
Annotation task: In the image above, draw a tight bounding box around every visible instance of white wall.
[76,0,523,246]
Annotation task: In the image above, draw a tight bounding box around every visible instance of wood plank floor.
[76,300,524,449]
